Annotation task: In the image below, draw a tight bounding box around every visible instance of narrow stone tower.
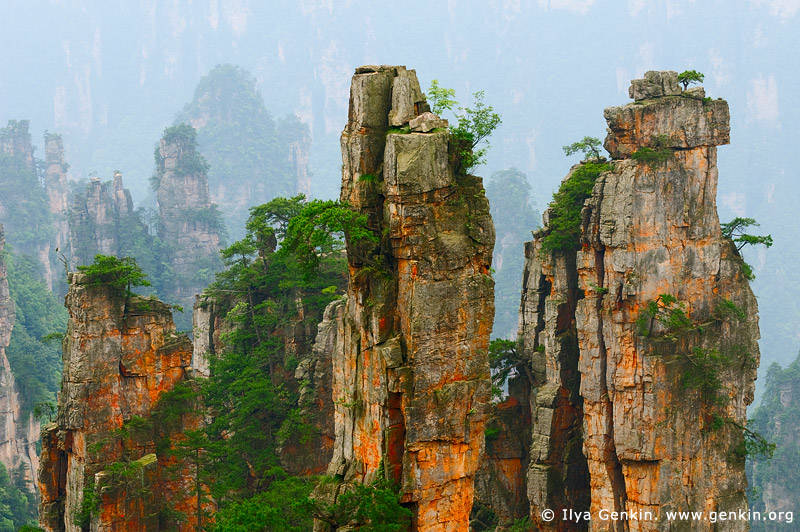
[317,65,495,531]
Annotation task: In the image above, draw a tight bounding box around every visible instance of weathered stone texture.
[605,72,729,159]
[38,273,201,531]
[319,65,494,531]
[518,72,759,531]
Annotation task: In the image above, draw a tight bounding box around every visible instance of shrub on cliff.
[677,69,704,90]
[78,254,150,296]
[200,195,352,504]
[426,80,501,173]
[721,217,773,251]
[539,161,611,255]
[562,136,604,162]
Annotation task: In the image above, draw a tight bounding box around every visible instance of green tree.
[488,339,531,398]
[677,70,704,90]
[77,255,151,296]
[562,136,604,162]
[201,196,350,505]
[211,476,316,531]
[721,217,773,251]
[425,82,502,173]
[315,477,412,531]
[426,79,457,115]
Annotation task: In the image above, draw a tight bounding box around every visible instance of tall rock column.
[154,124,223,327]
[38,274,200,531]
[522,71,759,531]
[320,65,495,531]
[44,133,71,286]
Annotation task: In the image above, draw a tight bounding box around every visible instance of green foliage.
[539,162,611,255]
[631,146,673,163]
[425,82,502,173]
[150,124,210,191]
[202,196,348,504]
[677,69,705,90]
[635,293,693,339]
[358,173,378,183]
[4,251,67,418]
[162,123,199,147]
[0,122,54,256]
[211,476,316,531]
[77,254,150,296]
[636,293,773,460]
[484,426,501,441]
[721,217,773,252]
[450,90,502,172]
[679,347,729,405]
[562,136,604,162]
[426,79,457,115]
[489,339,528,394]
[282,199,376,276]
[316,476,412,531]
[0,462,37,530]
[507,517,535,531]
[73,476,100,528]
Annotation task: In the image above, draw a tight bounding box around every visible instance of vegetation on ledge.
[539,161,611,255]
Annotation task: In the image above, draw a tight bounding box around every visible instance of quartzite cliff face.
[317,65,495,531]
[38,274,201,531]
[515,71,759,531]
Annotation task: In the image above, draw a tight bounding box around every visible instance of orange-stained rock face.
[518,71,759,531]
[317,65,495,531]
[38,273,203,531]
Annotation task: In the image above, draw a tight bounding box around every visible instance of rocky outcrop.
[38,273,202,531]
[287,299,341,475]
[68,172,136,267]
[155,125,223,327]
[44,133,71,293]
[0,226,41,498]
[317,65,495,531]
[0,120,56,288]
[517,71,759,530]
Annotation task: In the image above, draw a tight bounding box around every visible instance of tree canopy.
[677,70,705,90]
[562,136,604,162]
[77,254,150,295]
